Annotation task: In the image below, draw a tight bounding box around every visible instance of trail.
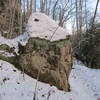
[69,61,100,100]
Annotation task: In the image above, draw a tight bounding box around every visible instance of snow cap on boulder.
[27,12,68,41]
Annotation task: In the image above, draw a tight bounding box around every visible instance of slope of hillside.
[0,60,100,100]
[0,13,100,100]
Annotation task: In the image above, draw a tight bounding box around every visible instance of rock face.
[0,37,72,91]
[0,12,72,91]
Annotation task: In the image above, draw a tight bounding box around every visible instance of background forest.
[0,0,100,68]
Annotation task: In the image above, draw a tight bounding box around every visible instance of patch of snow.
[0,50,14,57]
[27,12,69,41]
[0,33,29,54]
[0,60,100,100]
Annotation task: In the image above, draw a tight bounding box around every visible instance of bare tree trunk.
[75,0,79,33]
[10,0,18,38]
[26,0,29,20]
[48,0,52,16]
[30,0,33,16]
[92,0,100,29]
[45,0,48,15]
[8,0,13,38]
[19,11,23,34]
[59,8,65,27]
[52,0,59,20]
[23,0,26,23]
[33,0,36,12]
[79,0,82,34]
[40,0,46,13]
[85,0,87,31]
[79,0,83,33]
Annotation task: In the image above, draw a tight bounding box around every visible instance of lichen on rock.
[0,37,72,91]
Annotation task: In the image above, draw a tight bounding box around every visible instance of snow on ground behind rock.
[0,32,29,54]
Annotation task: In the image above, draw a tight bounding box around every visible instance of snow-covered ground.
[0,60,100,100]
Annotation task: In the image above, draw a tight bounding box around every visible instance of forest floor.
[0,60,100,100]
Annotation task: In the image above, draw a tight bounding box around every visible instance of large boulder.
[18,38,72,91]
[0,12,72,91]
[0,37,72,91]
